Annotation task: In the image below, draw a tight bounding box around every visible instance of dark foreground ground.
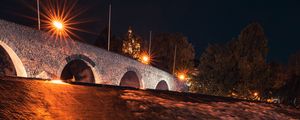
[0,77,299,120]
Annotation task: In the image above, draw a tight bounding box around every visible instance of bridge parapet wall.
[0,20,180,91]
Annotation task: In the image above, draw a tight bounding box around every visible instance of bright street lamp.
[139,52,151,65]
[49,19,67,38]
[52,20,64,30]
[142,55,150,63]
[176,69,189,81]
[177,72,187,81]
[41,0,84,40]
[178,74,186,80]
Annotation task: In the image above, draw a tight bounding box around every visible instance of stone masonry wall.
[0,20,180,91]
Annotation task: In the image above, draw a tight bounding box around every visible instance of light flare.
[176,69,189,81]
[142,55,149,62]
[15,0,95,42]
[139,52,152,65]
[52,20,64,30]
[178,73,186,80]
[38,0,91,41]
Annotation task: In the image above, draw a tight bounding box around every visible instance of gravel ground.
[0,77,299,120]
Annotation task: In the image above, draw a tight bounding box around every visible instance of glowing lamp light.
[52,20,64,30]
[33,0,89,41]
[142,55,150,63]
[139,52,151,65]
[177,73,186,81]
[254,92,258,96]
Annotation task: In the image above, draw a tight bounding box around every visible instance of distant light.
[176,69,189,81]
[49,80,67,84]
[52,20,64,30]
[266,99,273,103]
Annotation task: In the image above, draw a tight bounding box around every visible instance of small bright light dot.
[52,20,64,30]
[254,92,258,96]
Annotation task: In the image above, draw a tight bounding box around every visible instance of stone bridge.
[0,20,179,91]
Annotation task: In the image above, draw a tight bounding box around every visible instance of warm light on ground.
[52,20,64,30]
[49,80,67,84]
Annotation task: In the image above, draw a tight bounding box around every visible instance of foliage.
[277,52,300,105]
[151,33,195,73]
[268,62,288,90]
[122,26,142,59]
[190,23,270,99]
[94,26,123,53]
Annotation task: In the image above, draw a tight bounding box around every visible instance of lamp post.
[172,44,177,75]
[37,0,41,30]
[148,31,152,54]
[107,4,112,51]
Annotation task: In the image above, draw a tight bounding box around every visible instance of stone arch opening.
[0,41,27,77]
[155,80,169,90]
[0,46,16,76]
[120,71,140,88]
[60,59,95,83]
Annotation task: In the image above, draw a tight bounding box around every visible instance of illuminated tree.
[122,26,142,59]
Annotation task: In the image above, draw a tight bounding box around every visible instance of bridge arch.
[59,55,99,83]
[0,41,27,77]
[155,80,169,90]
[119,68,143,89]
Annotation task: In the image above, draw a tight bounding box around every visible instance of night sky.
[0,0,299,63]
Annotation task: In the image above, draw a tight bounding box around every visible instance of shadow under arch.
[155,80,169,90]
[119,71,141,89]
[0,41,27,77]
[60,55,96,83]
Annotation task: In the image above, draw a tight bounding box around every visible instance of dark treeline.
[92,23,299,106]
[188,23,300,106]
